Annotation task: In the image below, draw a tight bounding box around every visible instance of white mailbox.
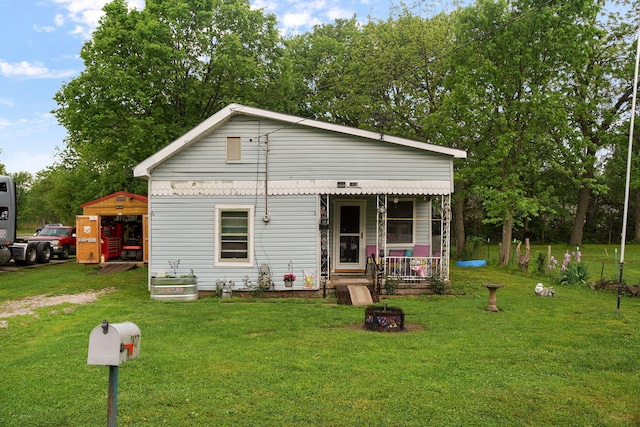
[88,320,141,366]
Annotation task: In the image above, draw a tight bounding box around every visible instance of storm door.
[334,201,366,271]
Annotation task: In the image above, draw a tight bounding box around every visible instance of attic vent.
[349,182,359,188]
[226,137,242,161]
[337,181,346,188]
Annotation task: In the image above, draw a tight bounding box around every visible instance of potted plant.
[283,273,296,287]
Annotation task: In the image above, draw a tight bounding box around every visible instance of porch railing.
[384,255,442,282]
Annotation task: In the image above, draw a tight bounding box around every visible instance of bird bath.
[483,283,504,312]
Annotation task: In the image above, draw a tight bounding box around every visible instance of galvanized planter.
[150,277,198,301]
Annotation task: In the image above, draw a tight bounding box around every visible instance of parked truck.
[0,176,53,265]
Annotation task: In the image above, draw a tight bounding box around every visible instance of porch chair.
[410,245,431,278]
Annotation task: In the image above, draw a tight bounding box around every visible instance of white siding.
[151,116,452,182]
[149,193,318,291]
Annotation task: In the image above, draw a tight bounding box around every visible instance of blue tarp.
[455,260,487,267]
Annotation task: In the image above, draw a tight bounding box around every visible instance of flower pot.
[284,280,294,288]
[150,277,198,301]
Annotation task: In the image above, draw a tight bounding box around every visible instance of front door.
[334,201,366,271]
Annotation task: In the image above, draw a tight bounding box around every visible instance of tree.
[563,2,637,246]
[53,0,290,196]
[441,0,603,265]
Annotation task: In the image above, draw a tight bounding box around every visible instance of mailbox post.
[88,320,140,427]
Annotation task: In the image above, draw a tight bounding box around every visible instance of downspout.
[263,135,270,222]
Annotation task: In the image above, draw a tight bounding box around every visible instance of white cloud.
[0,99,15,107]
[51,0,145,38]
[0,60,76,79]
[54,14,65,26]
[281,11,323,30]
[251,0,277,12]
[33,24,56,33]
[326,6,354,21]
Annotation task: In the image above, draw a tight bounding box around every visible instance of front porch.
[319,193,451,294]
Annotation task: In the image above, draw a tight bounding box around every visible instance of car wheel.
[36,242,52,264]
[59,245,69,260]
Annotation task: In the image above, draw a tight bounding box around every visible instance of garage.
[76,192,148,264]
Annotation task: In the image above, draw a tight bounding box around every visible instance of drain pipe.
[263,135,270,223]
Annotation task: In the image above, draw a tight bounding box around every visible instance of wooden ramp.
[347,285,373,306]
[97,263,137,275]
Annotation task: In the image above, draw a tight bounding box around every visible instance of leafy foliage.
[52,0,290,196]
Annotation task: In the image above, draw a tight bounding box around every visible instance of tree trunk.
[570,185,591,246]
[499,215,513,266]
[453,181,465,259]
[516,238,530,272]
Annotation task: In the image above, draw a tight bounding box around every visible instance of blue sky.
[0,1,630,176]
[0,0,412,175]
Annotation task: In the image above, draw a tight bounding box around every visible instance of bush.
[430,275,448,295]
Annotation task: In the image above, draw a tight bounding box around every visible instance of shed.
[134,104,466,296]
[76,192,148,264]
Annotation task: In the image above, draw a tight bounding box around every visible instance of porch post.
[376,194,387,259]
[440,194,451,280]
[320,194,330,297]
[376,194,387,293]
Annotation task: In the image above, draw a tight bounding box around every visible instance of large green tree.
[53,0,290,196]
[441,0,603,264]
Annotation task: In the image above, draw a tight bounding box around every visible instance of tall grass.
[1,253,639,426]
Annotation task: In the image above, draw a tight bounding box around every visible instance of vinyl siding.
[148,193,319,290]
[151,116,452,182]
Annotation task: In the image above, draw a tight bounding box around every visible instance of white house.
[134,104,466,295]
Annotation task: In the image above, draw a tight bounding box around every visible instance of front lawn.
[0,252,639,426]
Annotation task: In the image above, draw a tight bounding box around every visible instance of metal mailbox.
[87,320,141,366]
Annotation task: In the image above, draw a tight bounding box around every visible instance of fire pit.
[364,305,405,331]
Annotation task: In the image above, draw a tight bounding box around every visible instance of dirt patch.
[342,322,427,333]
[0,288,116,322]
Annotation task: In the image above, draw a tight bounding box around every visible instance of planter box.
[150,277,198,301]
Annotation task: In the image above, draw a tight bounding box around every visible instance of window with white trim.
[215,205,254,265]
[387,200,414,244]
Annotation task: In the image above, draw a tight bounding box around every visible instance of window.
[215,205,253,266]
[387,200,414,244]
[226,136,242,161]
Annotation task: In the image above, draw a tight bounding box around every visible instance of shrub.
[383,275,398,295]
[430,274,448,295]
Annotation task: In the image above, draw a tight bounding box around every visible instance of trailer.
[0,176,53,265]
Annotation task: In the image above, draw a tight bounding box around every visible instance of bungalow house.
[133,104,466,295]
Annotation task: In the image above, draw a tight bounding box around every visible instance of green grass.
[1,249,640,426]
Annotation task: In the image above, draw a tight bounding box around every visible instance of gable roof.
[80,191,148,208]
[133,103,467,178]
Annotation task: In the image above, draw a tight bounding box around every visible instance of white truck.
[0,176,53,265]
